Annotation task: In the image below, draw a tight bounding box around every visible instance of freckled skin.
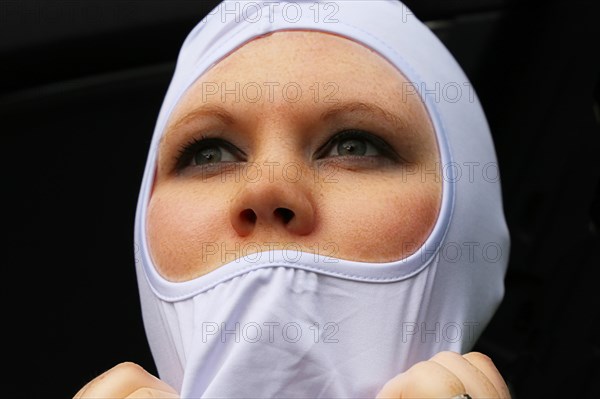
[147,31,442,282]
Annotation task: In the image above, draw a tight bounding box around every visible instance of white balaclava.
[134,1,510,397]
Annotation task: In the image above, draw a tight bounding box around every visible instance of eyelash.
[173,130,401,172]
[314,129,401,162]
[174,135,246,171]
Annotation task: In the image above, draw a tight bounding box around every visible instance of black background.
[3,0,599,397]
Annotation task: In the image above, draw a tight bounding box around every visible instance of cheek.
[319,176,441,262]
[146,185,231,281]
[378,184,441,258]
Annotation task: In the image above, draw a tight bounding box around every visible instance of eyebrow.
[163,104,235,141]
[319,101,410,132]
[162,101,409,144]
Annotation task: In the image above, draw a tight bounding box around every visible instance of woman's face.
[147,31,441,281]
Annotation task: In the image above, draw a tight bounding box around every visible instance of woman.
[75,1,511,397]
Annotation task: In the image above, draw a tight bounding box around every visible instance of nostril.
[274,207,295,224]
[240,209,257,224]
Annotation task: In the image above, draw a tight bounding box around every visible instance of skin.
[147,30,442,281]
[74,31,511,398]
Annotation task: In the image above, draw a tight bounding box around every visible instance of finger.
[73,379,94,399]
[463,352,511,399]
[73,367,117,399]
[430,351,499,398]
[376,360,466,398]
[73,362,178,399]
[126,387,179,398]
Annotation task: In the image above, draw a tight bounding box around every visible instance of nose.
[229,170,316,237]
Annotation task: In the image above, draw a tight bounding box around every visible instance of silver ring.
[451,395,472,399]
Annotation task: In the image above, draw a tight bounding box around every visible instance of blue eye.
[329,137,376,157]
[316,129,399,161]
[193,145,237,165]
[176,136,244,170]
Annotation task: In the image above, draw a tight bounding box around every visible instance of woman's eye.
[193,145,237,165]
[318,130,399,161]
[329,137,377,157]
[175,137,244,171]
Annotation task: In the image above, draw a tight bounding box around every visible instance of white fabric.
[133,1,510,397]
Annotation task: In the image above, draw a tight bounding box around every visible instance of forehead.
[170,30,428,122]
[203,30,396,82]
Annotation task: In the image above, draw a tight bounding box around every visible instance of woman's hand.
[376,351,511,399]
[73,362,179,398]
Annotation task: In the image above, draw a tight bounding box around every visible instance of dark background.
[3,0,599,397]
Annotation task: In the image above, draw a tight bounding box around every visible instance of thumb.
[74,362,179,399]
[376,361,466,399]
